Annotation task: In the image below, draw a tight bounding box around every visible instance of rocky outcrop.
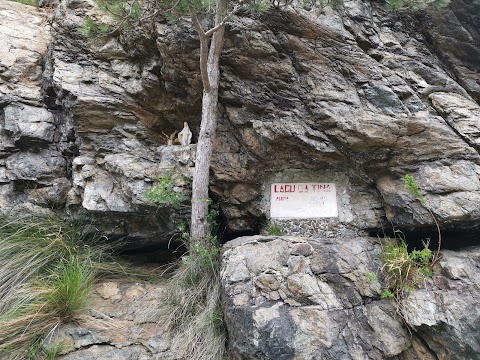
[221,236,480,359]
[401,247,480,359]
[1,0,480,246]
[2,1,479,358]
[420,0,480,103]
[47,279,180,359]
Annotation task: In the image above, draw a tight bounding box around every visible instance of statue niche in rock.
[178,122,192,145]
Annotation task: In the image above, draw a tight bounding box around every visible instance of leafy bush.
[146,170,187,209]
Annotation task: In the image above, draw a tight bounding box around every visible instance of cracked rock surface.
[48,279,180,360]
[221,236,480,360]
[1,0,480,245]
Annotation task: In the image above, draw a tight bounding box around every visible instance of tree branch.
[191,11,212,93]
[208,0,228,65]
[205,22,225,37]
[204,4,240,37]
[107,0,139,35]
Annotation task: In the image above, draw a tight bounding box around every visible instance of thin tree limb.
[204,22,225,37]
[191,11,212,93]
[204,4,240,37]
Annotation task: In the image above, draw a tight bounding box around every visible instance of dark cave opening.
[369,222,480,251]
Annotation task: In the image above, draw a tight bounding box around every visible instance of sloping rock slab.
[47,279,180,360]
[221,236,479,359]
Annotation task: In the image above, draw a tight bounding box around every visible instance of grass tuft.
[146,261,228,360]
[379,234,434,301]
[0,216,121,358]
[267,221,283,236]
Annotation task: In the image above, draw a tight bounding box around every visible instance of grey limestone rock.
[221,236,480,360]
[1,0,480,247]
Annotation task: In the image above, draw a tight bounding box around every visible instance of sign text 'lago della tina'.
[270,183,338,219]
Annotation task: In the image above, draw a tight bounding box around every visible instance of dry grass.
[143,259,229,360]
[0,216,122,359]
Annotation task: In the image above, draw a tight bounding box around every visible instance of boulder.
[221,236,480,359]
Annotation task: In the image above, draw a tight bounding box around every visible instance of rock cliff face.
[2,1,480,359]
[1,0,480,247]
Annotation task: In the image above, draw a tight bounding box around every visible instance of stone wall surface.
[1,0,480,246]
[1,1,480,358]
[221,236,480,359]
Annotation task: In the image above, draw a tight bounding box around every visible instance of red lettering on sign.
[274,184,297,193]
[298,185,308,193]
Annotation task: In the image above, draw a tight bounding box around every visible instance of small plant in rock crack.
[380,232,434,301]
[267,221,284,236]
[379,175,440,303]
[365,271,378,282]
[402,174,442,264]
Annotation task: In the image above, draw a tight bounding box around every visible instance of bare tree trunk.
[190,0,227,243]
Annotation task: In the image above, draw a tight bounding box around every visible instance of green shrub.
[146,170,187,209]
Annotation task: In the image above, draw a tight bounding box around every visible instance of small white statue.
[177,122,192,146]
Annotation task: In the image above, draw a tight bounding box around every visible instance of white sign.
[270,183,338,219]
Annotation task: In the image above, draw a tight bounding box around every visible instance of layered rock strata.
[1,0,480,246]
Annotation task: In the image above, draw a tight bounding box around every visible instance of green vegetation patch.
[380,235,434,300]
[0,216,122,359]
[146,170,188,209]
[8,0,39,7]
